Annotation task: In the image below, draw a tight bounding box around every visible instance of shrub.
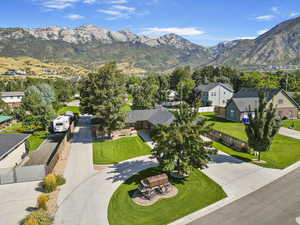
[24,218,39,225]
[43,174,57,193]
[55,175,66,186]
[23,209,53,225]
[37,194,49,210]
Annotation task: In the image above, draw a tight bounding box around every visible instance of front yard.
[282,120,300,132]
[108,167,226,225]
[200,113,300,169]
[57,106,80,114]
[0,122,48,152]
[93,136,151,164]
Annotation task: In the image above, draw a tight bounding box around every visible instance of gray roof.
[127,108,175,126]
[0,134,31,160]
[195,82,233,93]
[0,92,25,97]
[229,88,299,112]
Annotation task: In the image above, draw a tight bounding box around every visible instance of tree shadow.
[106,160,159,183]
[210,153,251,164]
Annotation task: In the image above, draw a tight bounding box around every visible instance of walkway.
[279,127,300,140]
[54,117,158,225]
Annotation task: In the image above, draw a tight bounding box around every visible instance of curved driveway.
[54,117,158,225]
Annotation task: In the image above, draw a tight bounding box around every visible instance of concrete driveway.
[54,117,158,225]
[0,181,41,225]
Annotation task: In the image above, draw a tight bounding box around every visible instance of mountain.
[212,16,300,67]
[0,25,212,72]
[0,16,300,73]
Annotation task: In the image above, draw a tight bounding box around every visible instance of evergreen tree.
[79,62,126,137]
[245,93,281,161]
[152,103,216,176]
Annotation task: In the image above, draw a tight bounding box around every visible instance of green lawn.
[199,113,300,169]
[122,104,132,111]
[93,136,151,164]
[282,120,300,132]
[57,106,80,114]
[108,167,227,225]
[0,122,48,152]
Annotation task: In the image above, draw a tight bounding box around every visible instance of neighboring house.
[0,133,31,168]
[0,92,25,107]
[127,108,175,130]
[168,90,177,101]
[0,116,13,129]
[194,82,234,106]
[225,88,299,122]
[4,70,26,75]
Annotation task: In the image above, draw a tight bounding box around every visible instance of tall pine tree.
[80,62,126,137]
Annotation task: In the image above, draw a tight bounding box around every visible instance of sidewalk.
[279,127,300,140]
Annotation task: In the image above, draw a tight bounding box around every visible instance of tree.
[79,62,126,137]
[169,66,191,90]
[132,77,158,110]
[152,103,216,176]
[245,93,281,161]
[0,98,11,115]
[156,75,170,103]
[176,79,196,103]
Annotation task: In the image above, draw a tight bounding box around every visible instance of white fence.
[198,106,215,113]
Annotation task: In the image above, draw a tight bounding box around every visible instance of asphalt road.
[188,167,300,225]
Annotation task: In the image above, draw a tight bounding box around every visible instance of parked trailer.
[52,116,70,133]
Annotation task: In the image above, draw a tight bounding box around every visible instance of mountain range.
[0,16,300,73]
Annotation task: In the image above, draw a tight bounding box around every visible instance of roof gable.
[0,134,31,160]
[195,82,233,93]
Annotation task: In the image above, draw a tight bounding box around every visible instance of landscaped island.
[108,167,227,225]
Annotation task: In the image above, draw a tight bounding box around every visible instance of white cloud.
[98,9,123,15]
[255,15,275,21]
[256,29,269,35]
[235,36,256,40]
[289,12,299,18]
[106,0,128,4]
[40,0,94,9]
[83,0,95,3]
[65,14,85,19]
[142,27,205,36]
[271,7,279,14]
[112,5,135,12]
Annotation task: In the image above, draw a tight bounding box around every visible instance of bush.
[24,218,39,225]
[23,209,53,225]
[43,174,57,193]
[55,175,66,186]
[37,194,49,210]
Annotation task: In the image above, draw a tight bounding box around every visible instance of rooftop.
[0,92,25,97]
[0,133,31,160]
[195,82,233,93]
[127,108,175,126]
[0,116,13,123]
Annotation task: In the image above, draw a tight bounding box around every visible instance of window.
[278,99,284,104]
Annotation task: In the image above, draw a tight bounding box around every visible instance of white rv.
[52,116,70,133]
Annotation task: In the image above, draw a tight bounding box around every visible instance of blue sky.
[1,0,300,46]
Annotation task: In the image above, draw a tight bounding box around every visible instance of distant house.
[127,108,175,130]
[194,82,234,106]
[167,90,177,101]
[0,134,31,168]
[0,92,24,107]
[225,88,299,122]
[4,70,26,75]
[0,116,13,129]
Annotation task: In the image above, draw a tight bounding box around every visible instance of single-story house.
[194,82,234,106]
[0,116,13,129]
[225,88,299,122]
[0,133,31,168]
[127,108,175,130]
[0,92,24,108]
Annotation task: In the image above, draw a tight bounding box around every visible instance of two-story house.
[194,82,234,106]
[0,92,25,107]
[225,88,299,122]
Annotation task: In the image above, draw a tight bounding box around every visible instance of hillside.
[0,17,300,72]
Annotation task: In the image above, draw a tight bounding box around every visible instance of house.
[0,133,31,168]
[194,82,234,106]
[4,70,26,75]
[225,88,299,122]
[168,90,177,101]
[127,108,175,130]
[0,92,24,107]
[0,116,13,129]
